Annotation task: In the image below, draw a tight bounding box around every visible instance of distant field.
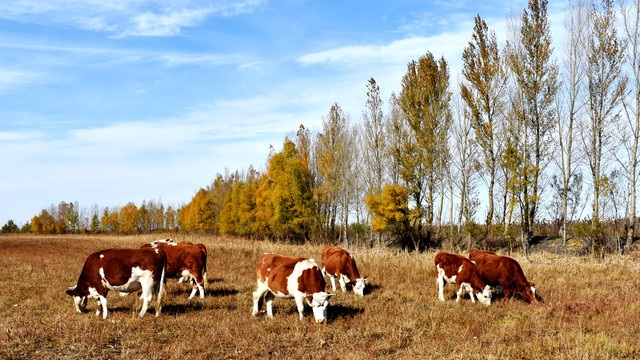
[1,234,639,359]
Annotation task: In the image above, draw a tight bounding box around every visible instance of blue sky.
[1,0,561,226]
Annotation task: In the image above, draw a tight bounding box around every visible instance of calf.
[469,249,537,303]
[252,253,335,323]
[66,247,166,319]
[321,245,367,296]
[142,241,207,299]
[434,252,491,306]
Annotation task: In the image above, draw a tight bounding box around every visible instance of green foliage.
[1,220,20,233]
[257,138,318,241]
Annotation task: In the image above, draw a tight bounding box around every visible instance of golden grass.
[1,233,639,359]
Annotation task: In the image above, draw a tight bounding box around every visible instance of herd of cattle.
[66,240,537,323]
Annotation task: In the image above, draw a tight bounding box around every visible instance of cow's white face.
[307,292,334,324]
[353,278,367,296]
[67,286,87,313]
[475,285,492,306]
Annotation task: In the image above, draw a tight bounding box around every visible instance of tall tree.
[506,0,559,254]
[585,0,628,251]
[619,0,640,253]
[315,104,351,240]
[399,51,453,246]
[362,78,388,196]
[461,14,507,237]
[557,0,589,245]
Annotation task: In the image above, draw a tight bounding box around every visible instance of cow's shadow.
[327,304,364,320]
[161,302,207,315]
[364,283,382,295]
[167,286,238,297]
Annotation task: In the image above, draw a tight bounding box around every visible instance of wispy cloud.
[0,69,43,92]
[0,0,267,37]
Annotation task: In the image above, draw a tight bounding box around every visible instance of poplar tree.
[585,0,627,252]
[461,14,506,237]
[399,51,452,247]
[506,0,559,254]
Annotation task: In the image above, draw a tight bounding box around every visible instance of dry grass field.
[1,234,639,359]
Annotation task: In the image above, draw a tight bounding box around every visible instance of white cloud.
[0,0,267,37]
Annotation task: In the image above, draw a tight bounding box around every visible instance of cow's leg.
[265,292,276,318]
[329,275,337,292]
[338,274,347,292]
[252,283,267,316]
[99,295,108,319]
[139,289,153,318]
[294,294,305,321]
[437,269,446,301]
[456,283,473,303]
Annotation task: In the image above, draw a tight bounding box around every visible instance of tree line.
[8,0,640,255]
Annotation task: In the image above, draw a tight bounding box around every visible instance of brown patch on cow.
[298,267,326,295]
[469,249,537,303]
[321,245,361,282]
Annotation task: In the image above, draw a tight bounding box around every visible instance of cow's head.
[521,282,538,304]
[353,277,368,296]
[305,292,335,324]
[66,285,87,313]
[474,285,492,306]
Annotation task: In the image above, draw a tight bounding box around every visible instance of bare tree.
[584,0,628,240]
[618,0,640,253]
[556,0,589,245]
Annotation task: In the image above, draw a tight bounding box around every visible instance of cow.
[321,245,367,296]
[252,253,335,324]
[142,241,207,299]
[434,252,492,306]
[66,247,166,319]
[469,249,537,303]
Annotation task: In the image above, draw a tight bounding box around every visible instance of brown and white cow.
[469,249,537,303]
[434,252,492,306]
[142,241,207,299]
[66,247,166,319]
[252,253,335,323]
[321,245,367,296]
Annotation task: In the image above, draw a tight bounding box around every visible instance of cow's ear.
[305,294,314,299]
[66,285,77,296]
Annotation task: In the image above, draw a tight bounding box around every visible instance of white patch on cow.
[531,286,536,295]
[458,264,464,273]
[475,285,492,306]
[457,282,473,302]
[99,254,104,259]
[353,278,367,296]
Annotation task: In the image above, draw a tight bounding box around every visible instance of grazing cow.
[469,249,537,303]
[434,252,492,306]
[321,245,368,296]
[66,248,166,319]
[142,241,207,299]
[252,253,335,323]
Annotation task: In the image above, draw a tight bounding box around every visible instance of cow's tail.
[156,254,166,315]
